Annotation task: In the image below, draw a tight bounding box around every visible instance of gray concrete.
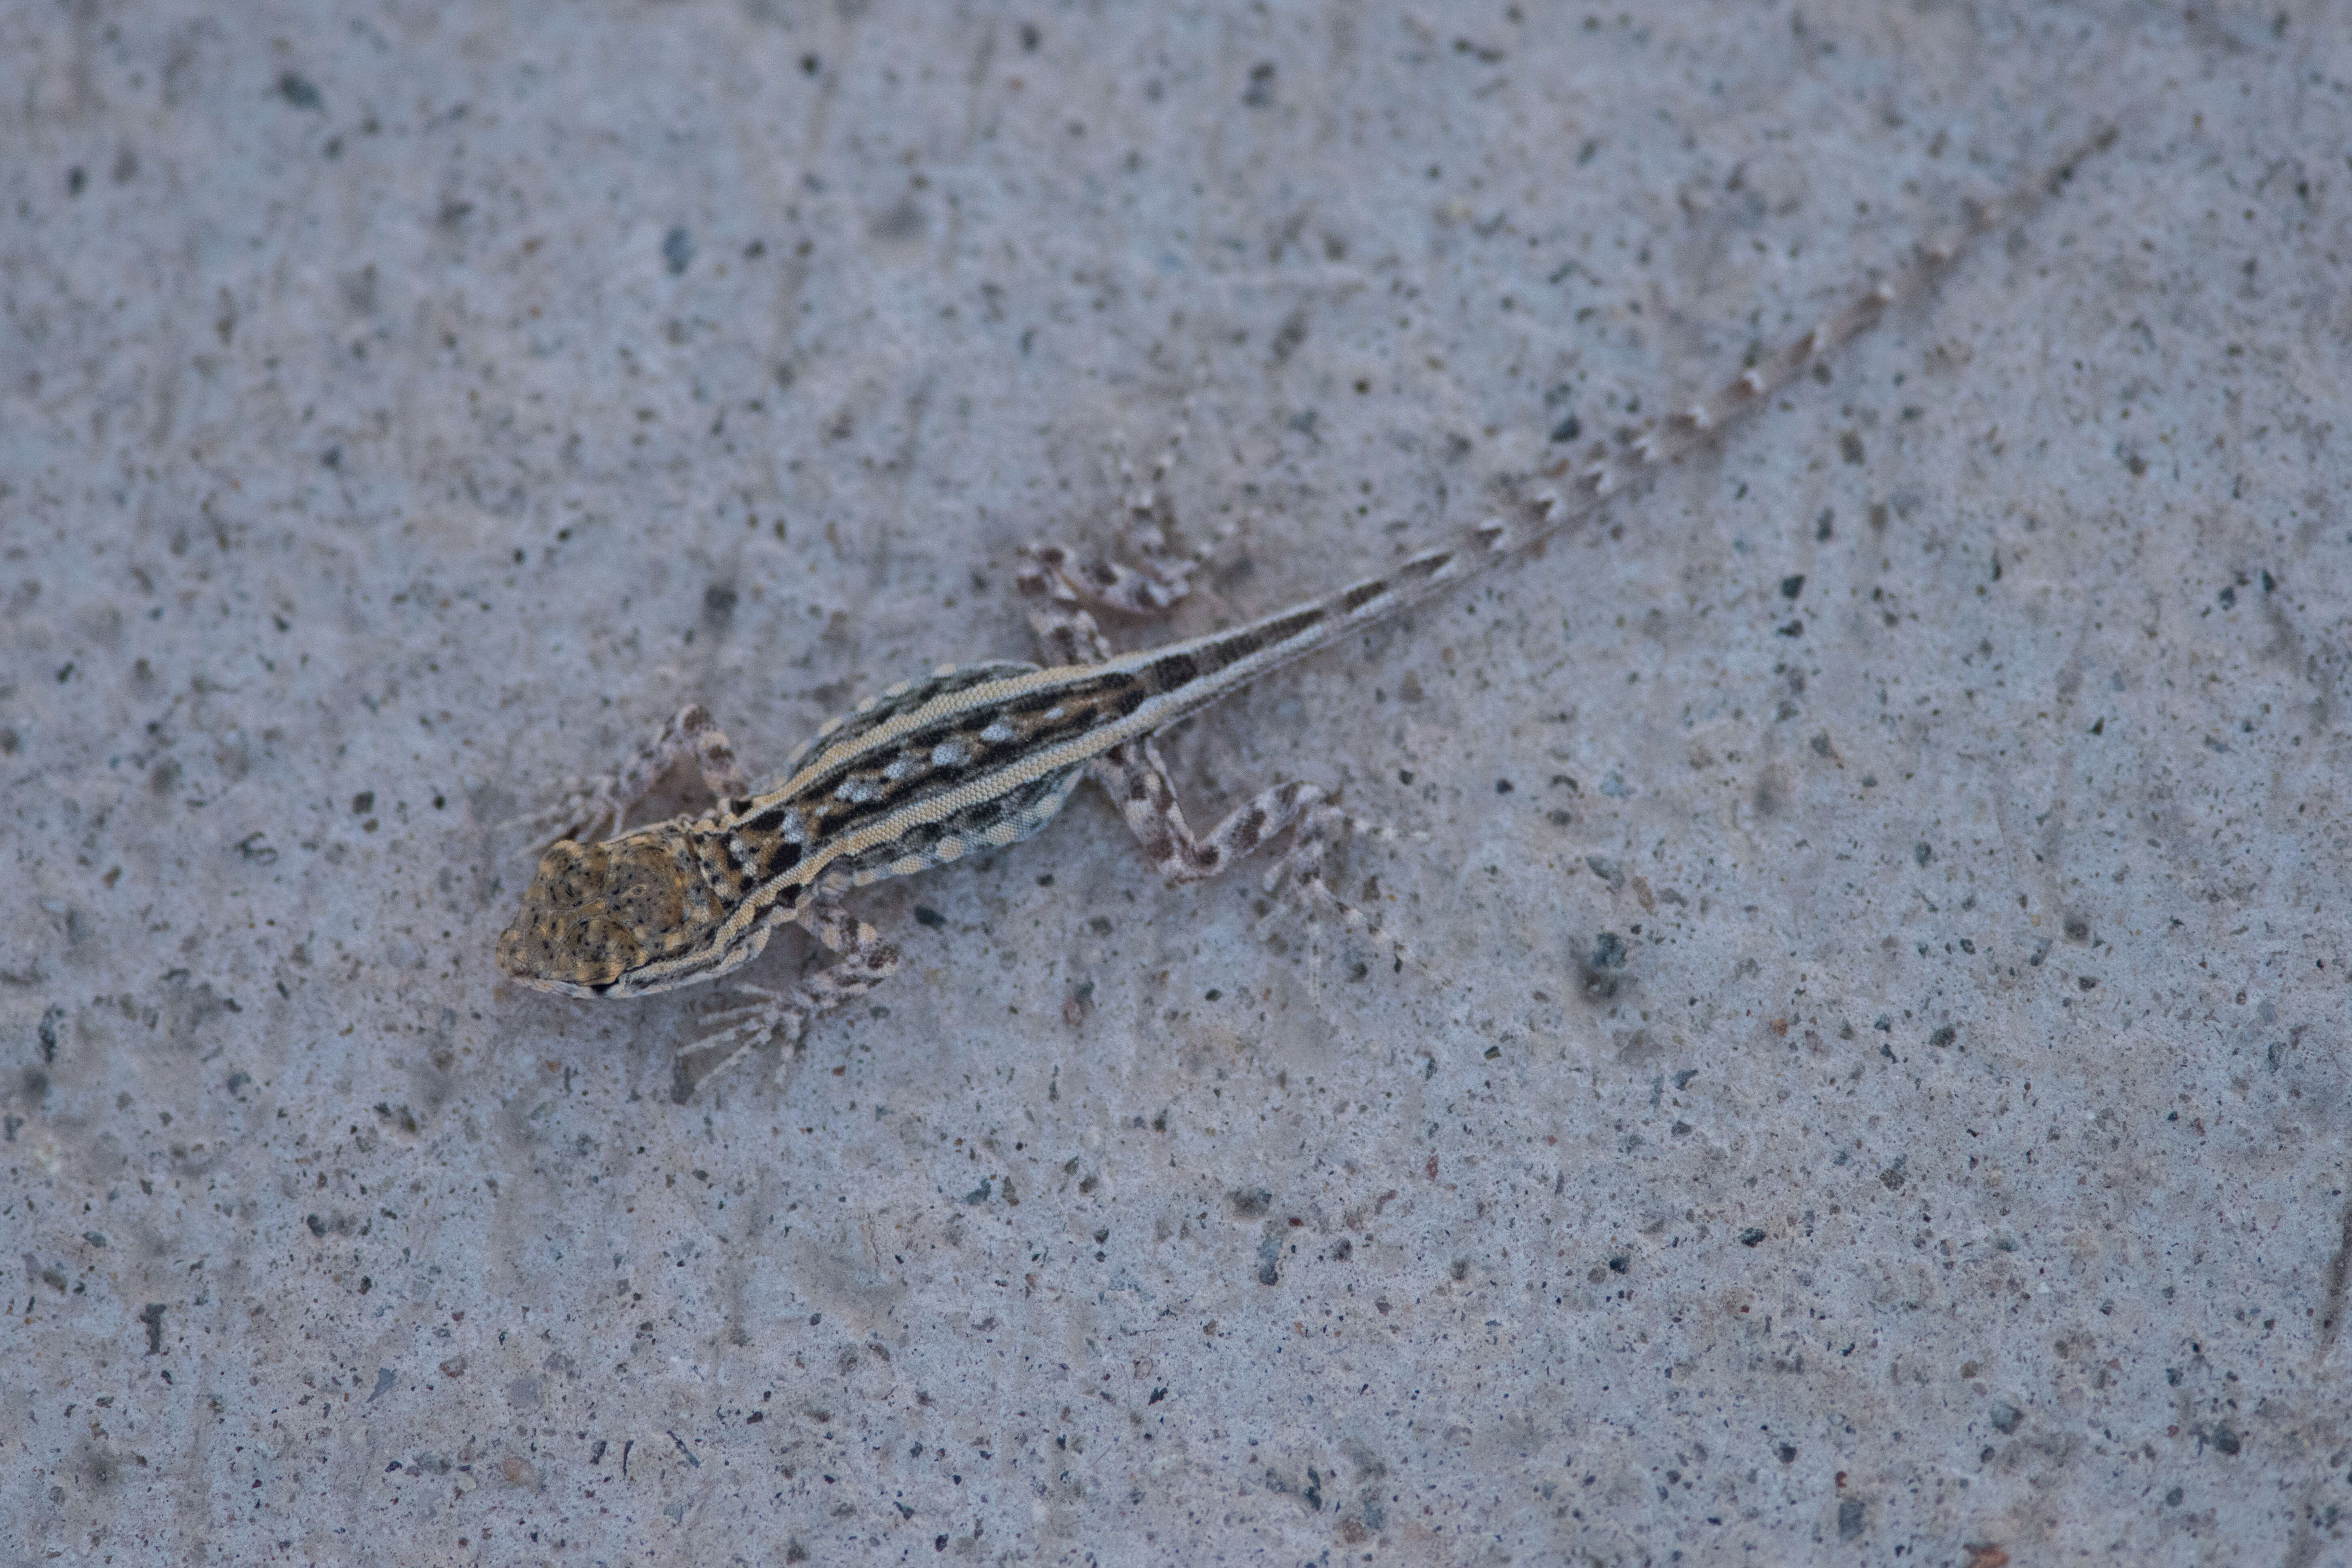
[5,3,2347,1563]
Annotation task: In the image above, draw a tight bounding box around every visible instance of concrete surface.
[5,2,2348,1563]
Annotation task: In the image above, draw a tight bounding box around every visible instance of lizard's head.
[496,823,748,997]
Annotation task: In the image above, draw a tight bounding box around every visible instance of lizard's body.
[496,131,2114,1083]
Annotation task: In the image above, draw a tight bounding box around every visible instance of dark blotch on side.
[1259,607,1327,643]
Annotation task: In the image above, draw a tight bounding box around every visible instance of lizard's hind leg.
[1019,406,1399,959]
[1093,738,1406,965]
[1017,396,1243,663]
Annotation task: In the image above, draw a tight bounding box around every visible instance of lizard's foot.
[500,704,751,851]
[501,777,633,850]
[1254,801,1414,968]
[687,985,812,1087]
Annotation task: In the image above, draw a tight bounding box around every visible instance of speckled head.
[495,824,745,997]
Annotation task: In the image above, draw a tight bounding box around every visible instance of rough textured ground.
[5,3,2348,1564]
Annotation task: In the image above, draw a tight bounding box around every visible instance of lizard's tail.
[1111,126,2121,731]
[1382,124,2122,610]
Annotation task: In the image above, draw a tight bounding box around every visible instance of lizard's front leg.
[690,896,901,1086]
[508,703,750,847]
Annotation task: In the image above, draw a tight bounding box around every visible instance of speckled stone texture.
[5,3,2348,1564]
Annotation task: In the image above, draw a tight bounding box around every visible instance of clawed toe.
[500,786,625,852]
[1251,806,1411,967]
[676,985,813,1088]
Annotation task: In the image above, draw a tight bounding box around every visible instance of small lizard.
[496,130,2115,1085]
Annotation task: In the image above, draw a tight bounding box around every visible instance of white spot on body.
[980,721,1019,744]
[931,740,968,767]
[834,777,883,803]
[936,837,965,861]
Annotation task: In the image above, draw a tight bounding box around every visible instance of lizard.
[494,128,2117,1087]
